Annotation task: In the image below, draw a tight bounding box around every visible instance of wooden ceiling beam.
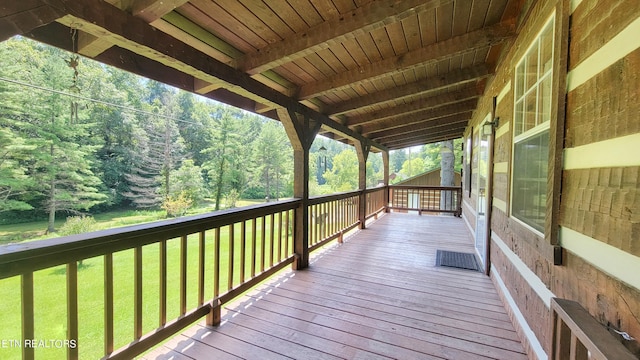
[382,128,466,148]
[384,134,463,149]
[367,113,472,140]
[76,0,189,57]
[235,0,452,75]
[391,125,467,141]
[328,64,490,116]
[372,122,468,144]
[347,85,480,126]
[360,105,476,136]
[297,21,515,100]
[330,107,475,143]
[0,1,63,42]
[132,0,189,23]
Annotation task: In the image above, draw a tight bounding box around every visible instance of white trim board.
[567,16,640,92]
[493,197,507,213]
[492,267,548,360]
[564,133,640,169]
[496,81,511,105]
[570,0,584,14]
[462,211,474,236]
[495,121,510,139]
[494,162,508,173]
[492,231,555,308]
[560,227,640,291]
[463,199,475,216]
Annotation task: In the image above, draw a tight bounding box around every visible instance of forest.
[0,37,461,234]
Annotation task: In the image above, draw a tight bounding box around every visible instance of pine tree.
[0,39,107,231]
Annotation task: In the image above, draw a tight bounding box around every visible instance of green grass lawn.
[0,199,265,245]
[0,200,290,360]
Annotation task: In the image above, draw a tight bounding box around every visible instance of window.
[511,16,554,234]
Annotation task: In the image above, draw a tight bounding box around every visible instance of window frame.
[510,14,556,236]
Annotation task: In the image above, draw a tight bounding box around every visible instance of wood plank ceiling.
[0,0,524,151]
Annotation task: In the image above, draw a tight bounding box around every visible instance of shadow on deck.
[142,213,526,360]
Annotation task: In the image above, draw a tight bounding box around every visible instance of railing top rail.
[308,187,386,205]
[363,186,386,194]
[551,298,637,360]
[388,185,462,191]
[309,190,361,205]
[0,199,301,279]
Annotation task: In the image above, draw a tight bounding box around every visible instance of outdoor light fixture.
[482,117,500,136]
[318,146,327,171]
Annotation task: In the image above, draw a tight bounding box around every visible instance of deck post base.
[206,299,221,327]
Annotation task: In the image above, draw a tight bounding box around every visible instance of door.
[475,115,491,266]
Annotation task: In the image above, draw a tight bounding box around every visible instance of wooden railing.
[364,187,387,220]
[0,185,463,360]
[0,200,299,360]
[388,185,462,216]
[308,191,360,251]
[551,298,636,360]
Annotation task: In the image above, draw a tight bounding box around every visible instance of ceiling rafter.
[77,0,190,57]
[381,127,466,147]
[327,64,490,116]
[347,85,481,126]
[383,134,464,148]
[367,112,472,140]
[297,20,515,100]
[359,99,478,134]
[234,0,452,75]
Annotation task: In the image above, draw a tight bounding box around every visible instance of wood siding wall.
[395,169,462,186]
[462,0,640,358]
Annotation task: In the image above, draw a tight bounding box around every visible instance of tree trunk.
[440,140,455,212]
[47,143,56,233]
[215,153,225,211]
[265,167,270,202]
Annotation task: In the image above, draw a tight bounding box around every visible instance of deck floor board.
[142,213,526,360]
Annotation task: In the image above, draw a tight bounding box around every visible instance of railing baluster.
[198,231,205,306]
[260,216,266,272]
[21,272,34,360]
[328,200,332,237]
[269,213,275,267]
[228,224,234,291]
[331,200,334,236]
[240,221,246,284]
[134,246,143,340]
[570,333,588,360]
[284,210,290,256]
[104,253,114,355]
[159,241,166,326]
[277,212,282,262]
[180,235,187,316]
[251,218,257,278]
[67,261,78,360]
[312,204,317,245]
[322,202,327,239]
[214,227,220,298]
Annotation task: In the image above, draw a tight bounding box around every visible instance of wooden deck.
[142,213,527,360]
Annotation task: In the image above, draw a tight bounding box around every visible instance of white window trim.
[509,13,556,237]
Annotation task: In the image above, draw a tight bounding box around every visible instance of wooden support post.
[206,299,222,327]
[355,140,370,229]
[382,150,390,212]
[277,108,321,270]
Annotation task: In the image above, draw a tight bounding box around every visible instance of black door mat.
[435,250,480,271]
